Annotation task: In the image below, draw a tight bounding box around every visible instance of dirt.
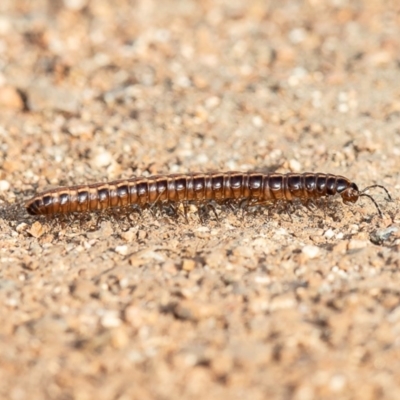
[1,1,400,399]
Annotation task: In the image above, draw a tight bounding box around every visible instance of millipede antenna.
[359,184,392,218]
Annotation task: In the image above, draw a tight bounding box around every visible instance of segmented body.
[25,172,370,216]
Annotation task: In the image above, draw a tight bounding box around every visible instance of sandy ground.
[1,0,400,399]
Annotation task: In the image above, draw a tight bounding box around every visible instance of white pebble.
[289,159,302,172]
[254,275,271,285]
[204,96,220,109]
[0,17,11,35]
[196,153,209,164]
[101,311,121,328]
[348,240,368,250]
[0,180,10,191]
[302,245,320,259]
[329,374,346,392]
[93,149,113,168]
[289,28,306,44]
[16,223,28,233]
[63,0,87,10]
[195,226,210,233]
[115,245,128,256]
[349,224,359,234]
[276,228,288,236]
[324,229,335,239]
[252,115,263,128]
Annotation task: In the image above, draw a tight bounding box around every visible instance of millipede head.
[339,182,360,204]
[340,182,392,218]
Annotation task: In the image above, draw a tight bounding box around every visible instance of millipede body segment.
[25,172,391,217]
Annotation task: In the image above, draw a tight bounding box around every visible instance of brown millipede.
[25,172,392,218]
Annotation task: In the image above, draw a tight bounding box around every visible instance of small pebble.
[232,246,253,258]
[16,223,28,233]
[23,258,39,271]
[0,18,11,35]
[252,115,263,128]
[289,159,302,172]
[101,311,122,328]
[137,230,147,240]
[211,352,233,377]
[0,180,10,191]
[120,229,136,242]
[348,240,368,250]
[253,274,271,286]
[93,149,113,168]
[0,86,24,110]
[204,96,220,109]
[182,259,196,271]
[302,245,320,259]
[28,221,45,238]
[333,241,348,254]
[71,280,98,300]
[205,250,226,269]
[324,229,335,239]
[370,225,399,245]
[111,328,129,349]
[63,0,88,10]
[66,119,94,138]
[329,374,346,392]
[115,245,129,256]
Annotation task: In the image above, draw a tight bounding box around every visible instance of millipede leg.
[238,198,251,219]
[149,203,158,218]
[196,201,206,224]
[163,202,179,219]
[148,192,163,217]
[108,208,125,230]
[195,200,219,223]
[129,204,143,221]
[156,201,163,216]
[207,201,219,222]
[223,199,237,213]
[282,201,294,222]
[182,202,189,224]
[66,213,76,228]
[95,211,103,229]
[247,199,274,218]
[323,197,329,218]
[77,212,88,229]
[301,199,314,213]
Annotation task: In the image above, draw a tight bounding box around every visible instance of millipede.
[25,171,392,218]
